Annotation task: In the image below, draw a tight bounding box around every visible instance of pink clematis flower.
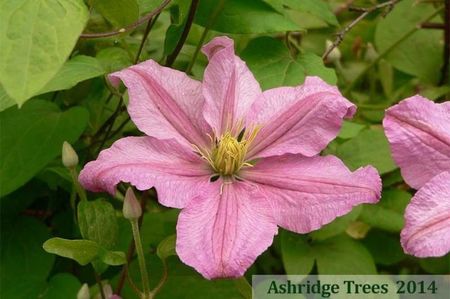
[79,36,381,279]
[383,95,450,257]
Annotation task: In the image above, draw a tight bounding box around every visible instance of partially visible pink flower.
[80,36,381,279]
[383,95,450,257]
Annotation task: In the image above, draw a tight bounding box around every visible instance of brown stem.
[165,0,200,67]
[323,0,399,61]
[421,22,445,29]
[135,15,160,64]
[439,0,450,85]
[80,0,171,39]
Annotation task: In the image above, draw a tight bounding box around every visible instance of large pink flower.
[79,36,381,279]
[383,95,450,257]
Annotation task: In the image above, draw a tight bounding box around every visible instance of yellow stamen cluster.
[194,126,259,176]
[212,133,247,175]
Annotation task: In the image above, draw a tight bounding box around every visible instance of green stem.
[149,258,168,299]
[185,0,226,74]
[69,167,87,201]
[234,276,252,299]
[131,219,151,299]
[343,6,444,96]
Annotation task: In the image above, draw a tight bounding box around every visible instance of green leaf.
[39,56,105,94]
[1,217,54,299]
[338,121,366,139]
[375,0,442,83]
[39,273,81,299]
[241,37,336,89]
[77,199,119,250]
[0,85,16,112]
[359,189,411,232]
[281,231,377,274]
[0,0,89,105]
[419,255,450,274]
[43,238,100,266]
[195,0,299,34]
[99,250,127,266]
[363,230,406,266]
[157,234,177,260]
[266,0,338,26]
[336,128,397,175]
[96,47,133,73]
[164,0,191,56]
[281,233,315,275]
[0,100,88,196]
[92,0,139,28]
[140,209,179,249]
[310,206,362,241]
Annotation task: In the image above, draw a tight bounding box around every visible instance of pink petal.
[383,95,450,189]
[109,60,211,148]
[247,77,356,158]
[79,137,211,208]
[401,171,450,257]
[176,179,278,279]
[201,36,262,135]
[241,155,381,233]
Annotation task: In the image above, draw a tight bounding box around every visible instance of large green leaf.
[363,230,406,266]
[266,0,338,26]
[375,0,442,83]
[281,233,315,275]
[43,238,99,265]
[92,0,139,28]
[39,273,81,299]
[241,37,336,89]
[1,217,54,299]
[195,0,299,34]
[0,56,104,112]
[0,85,15,112]
[359,189,411,232]
[77,199,118,250]
[0,100,88,196]
[281,231,377,274]
[0,0,89,105]
[336,128,397,175]
[39,55,105,94]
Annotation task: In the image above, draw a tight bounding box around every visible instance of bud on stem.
[77,283,90,299]
[62,141,79,168]
[123,188,142,220]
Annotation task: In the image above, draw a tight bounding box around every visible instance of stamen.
[192,126,260,176]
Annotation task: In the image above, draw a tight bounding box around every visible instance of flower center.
[194,127,260,177]
[212,133,247,176]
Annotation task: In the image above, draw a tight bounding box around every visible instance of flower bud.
[123,188,142,220]
[62,141,79,168]
[77,283,90,299]
[325,40,341,63]
[364,43,378,63]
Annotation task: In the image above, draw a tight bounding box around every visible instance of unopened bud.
[364,43,378,62]
[325,40,341,63]
[77,283,90,299]
[123,188,142,220]
[62,141,79,168]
